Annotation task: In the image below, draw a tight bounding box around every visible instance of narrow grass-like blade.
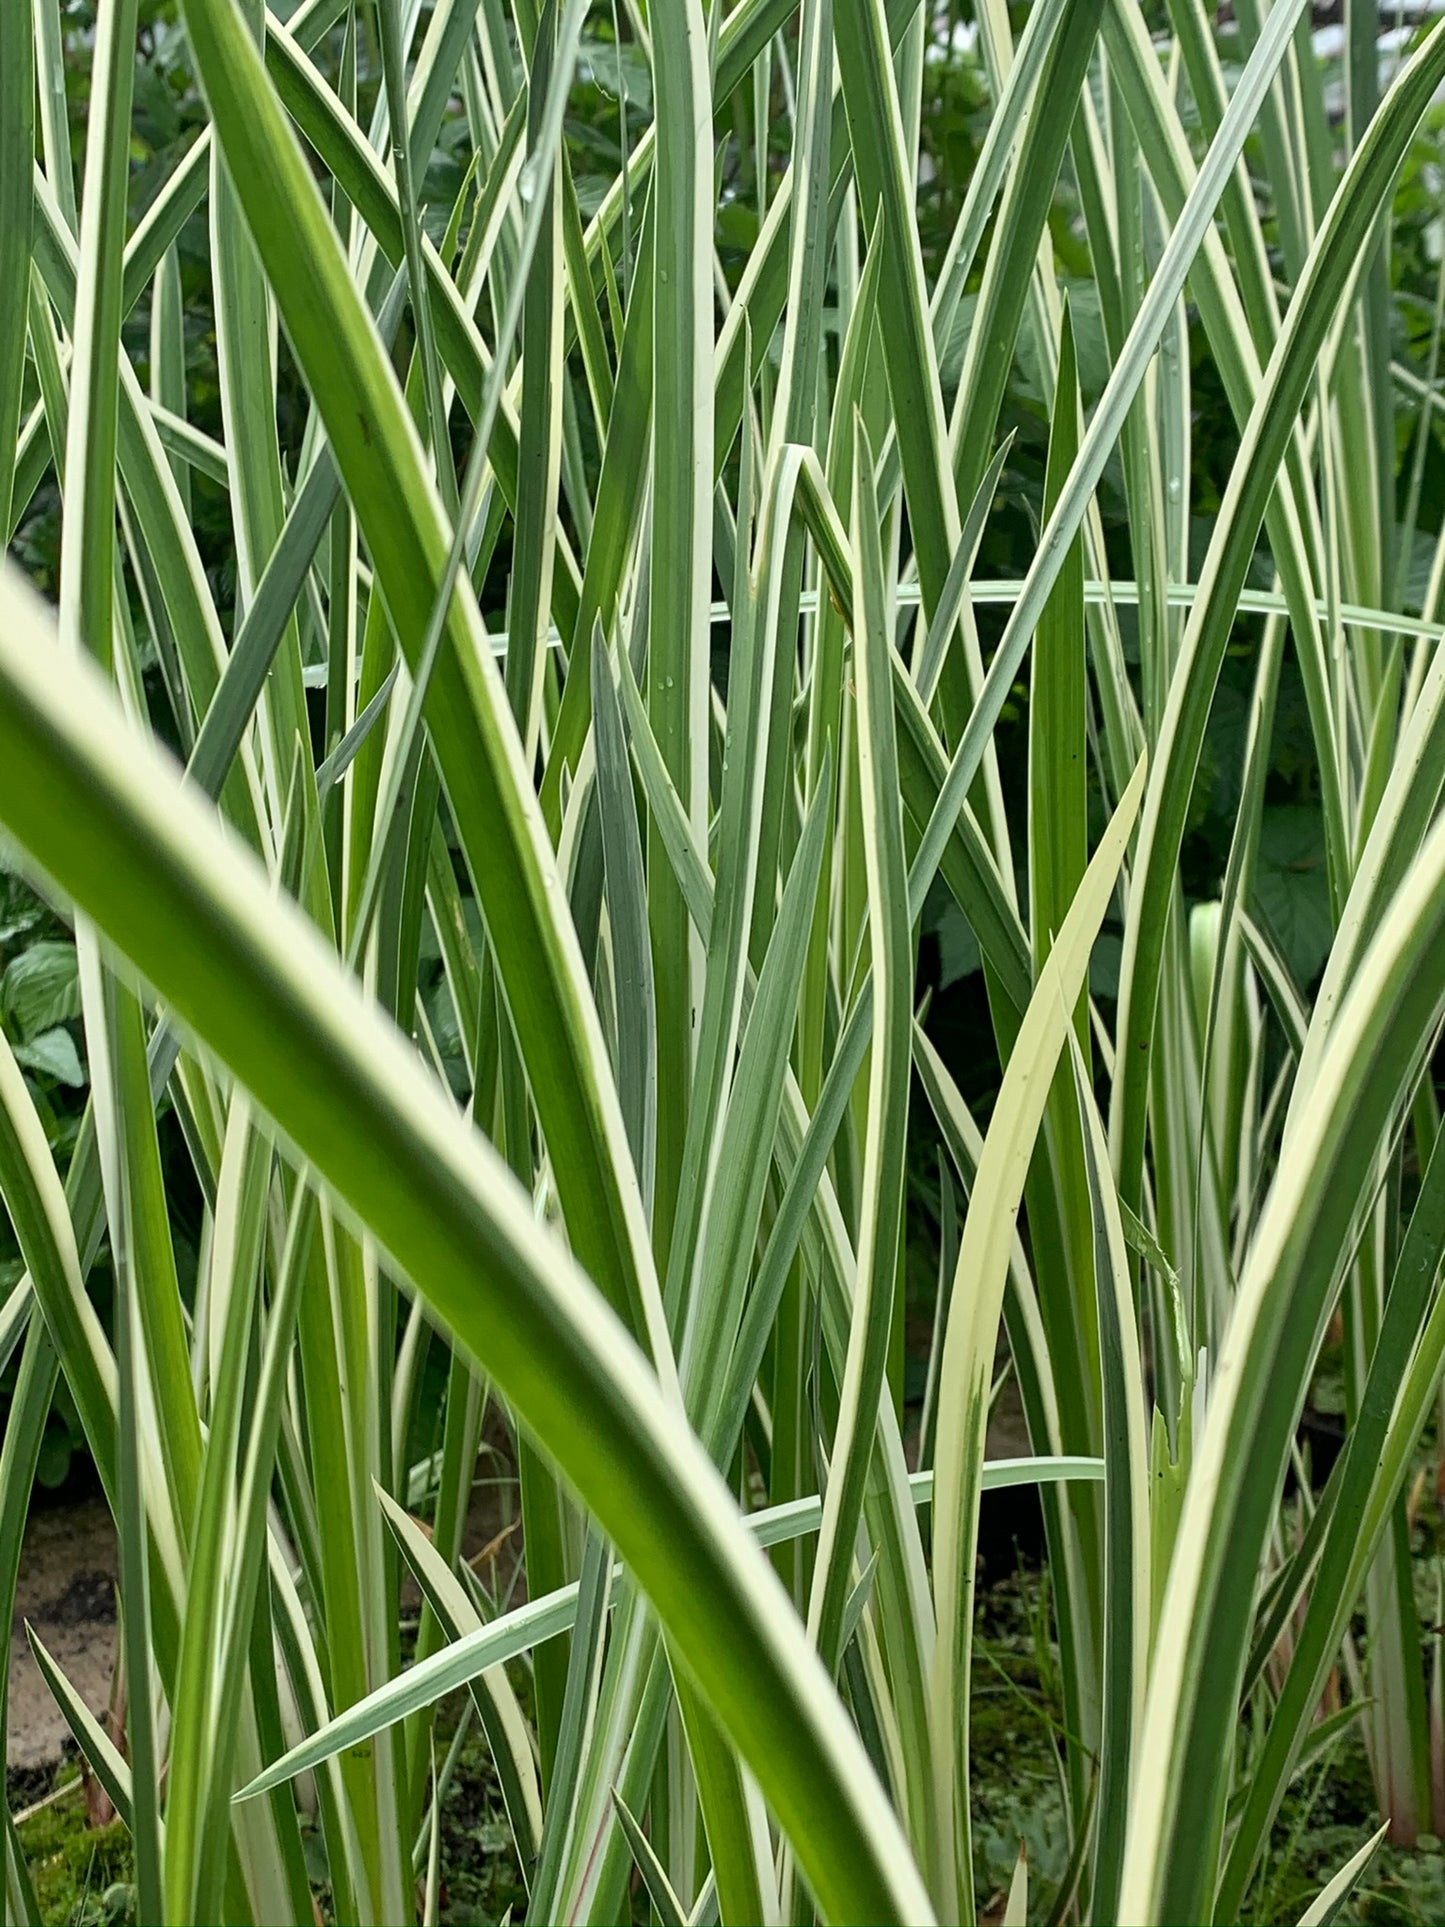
[1121,820,1445,1920]
[0,563,933,1927]
[613,1789,687,1927]
[1297,1823,1389,1926]
[805,424,912,1677]
[931,756,1145,1924]
[234,1457,1101,1796]
[25,1629,133,1829]
[176,0,666,1368]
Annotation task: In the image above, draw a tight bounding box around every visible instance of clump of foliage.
[8,0,1445,1923]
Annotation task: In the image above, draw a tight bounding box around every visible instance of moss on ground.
[11,1776,132,1927]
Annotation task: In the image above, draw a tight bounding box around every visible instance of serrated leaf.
[1,943,80,1039]
[11,1027,85,1088]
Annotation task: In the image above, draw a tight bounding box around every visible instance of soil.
[7,1493,118,1772]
